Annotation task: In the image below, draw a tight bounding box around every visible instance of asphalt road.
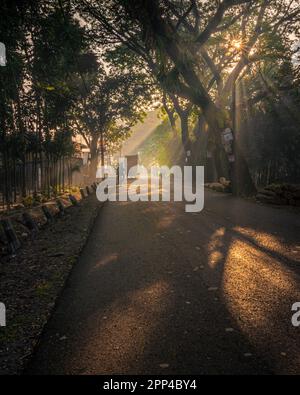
[26,190,300,374]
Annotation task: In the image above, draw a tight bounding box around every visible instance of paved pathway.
[27,190,300,374]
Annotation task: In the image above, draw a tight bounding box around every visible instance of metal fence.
[0,155,84,210]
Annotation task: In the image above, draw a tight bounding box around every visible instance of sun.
[232,40,242,50]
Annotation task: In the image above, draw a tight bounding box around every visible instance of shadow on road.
[26,190,300,375]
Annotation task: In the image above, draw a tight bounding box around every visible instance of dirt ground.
[0,194,102,374]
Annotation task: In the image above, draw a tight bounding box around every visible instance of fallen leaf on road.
[225,328,234,332]
[159,363,169,369]
[195,247,201,250]
[59,336,67,341]
[244,353,252,357]
[208,287,218,291]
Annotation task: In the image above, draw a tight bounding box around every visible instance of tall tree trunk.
[3,145,11,209]
[171,95,191,155]
[202,100,256,195]
[195,115,206,139]
[15,88,27,198]
[62,156,65,191]
[231,84,257,196]
[229,143,257,196]
[89,135,99,180]
[100,131,105,167]
[180,112,190,152]
[162,93,177,138]
[21,157,26,198]
[213,144,226,181]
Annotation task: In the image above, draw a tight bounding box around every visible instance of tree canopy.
[75,0,300,194]
[1,0,300,208]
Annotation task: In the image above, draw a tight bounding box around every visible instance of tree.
[0,0,99,205]
[75,0,300,195]
[161,92,177,137]
[72,67,153,179]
